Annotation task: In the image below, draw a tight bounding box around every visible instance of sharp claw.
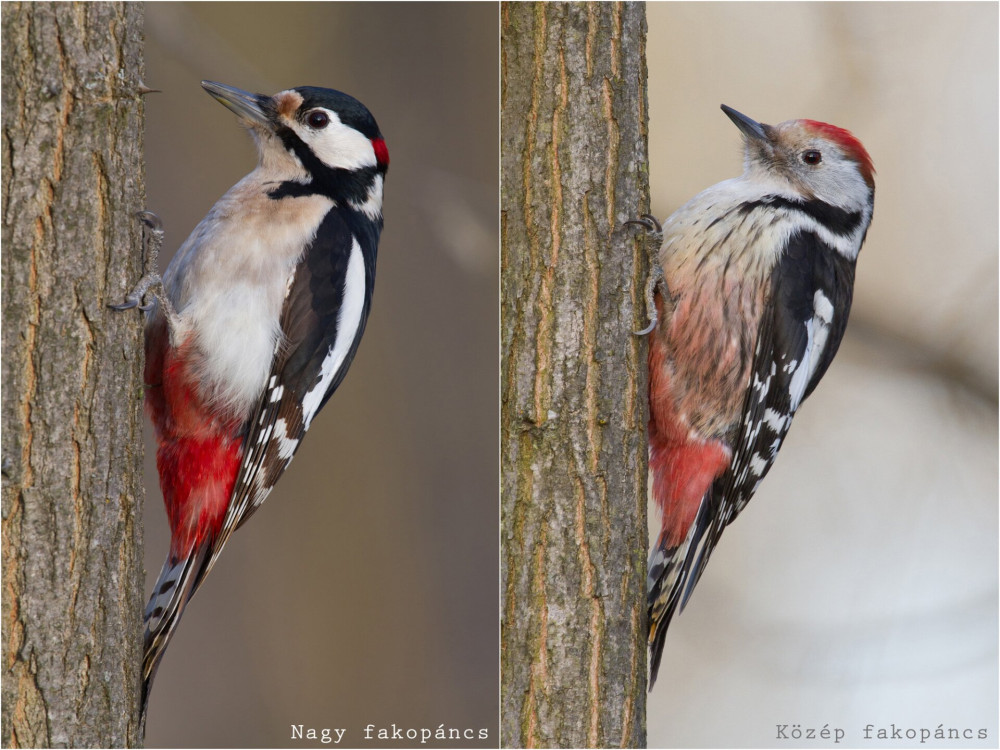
[109,274,161,314]
[624,213,663,235]
[108,289,154,313]
[136,210,164,233]
[633,316,657,337]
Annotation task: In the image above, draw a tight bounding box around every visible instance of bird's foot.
[109,211,165,313]
[625,214,664,335]
[633,267,661,336]
[624,213,663,243]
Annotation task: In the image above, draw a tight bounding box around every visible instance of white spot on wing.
[253,483,270,506]
[749,453,769,477]
[763,408,786,433]
[272,418,299,461]
[301,237,367,430]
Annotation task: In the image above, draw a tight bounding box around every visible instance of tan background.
[141,4,498,747]
[645,3,998,747]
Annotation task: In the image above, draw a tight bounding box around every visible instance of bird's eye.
[306,111,330,129]
[802,150,822,165]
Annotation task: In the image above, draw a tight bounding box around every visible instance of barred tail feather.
[647,496,714,688]
[648,538,683,687]
[647,530,691,687]
[141,545,212,727]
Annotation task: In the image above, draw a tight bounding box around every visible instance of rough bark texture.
[1,3,146,746]
[501,3,650,747]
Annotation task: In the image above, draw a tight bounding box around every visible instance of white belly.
[164,175,335,419]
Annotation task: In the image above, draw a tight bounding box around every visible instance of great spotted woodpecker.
[113,81,388,718]
[633,105,873,685]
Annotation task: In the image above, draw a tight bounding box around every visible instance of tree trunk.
[500,2,650,747]
[1,3,146,746]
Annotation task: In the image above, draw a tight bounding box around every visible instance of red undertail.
[145,319,243,558]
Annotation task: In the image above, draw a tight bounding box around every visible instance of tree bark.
[500,2,650,747]
[1,3,146,746]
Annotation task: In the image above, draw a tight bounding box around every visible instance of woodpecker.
[112,81,388,718]
[634,105,873,686]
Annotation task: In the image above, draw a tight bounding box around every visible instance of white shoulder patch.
[301,237,367,430]
[349,174,384,221]
[788,289,834,411]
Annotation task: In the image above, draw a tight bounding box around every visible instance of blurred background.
[141,4,497,746]
[140,4,999,747]
[645,3,998,747]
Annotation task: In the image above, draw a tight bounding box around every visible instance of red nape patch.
[371,137,389,169]
[802,119,875,187]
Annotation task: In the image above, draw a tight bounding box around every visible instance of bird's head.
[722,104,873,210]
[202,81,388,207]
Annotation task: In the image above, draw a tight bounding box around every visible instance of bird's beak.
[201,81,273,130]
[721,104,769,142]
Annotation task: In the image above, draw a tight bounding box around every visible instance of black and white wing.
[680,229,856,604]
[207,209,376,573]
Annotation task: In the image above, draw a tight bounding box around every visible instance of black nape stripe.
[267,126,380,204]
[738,195,863,237]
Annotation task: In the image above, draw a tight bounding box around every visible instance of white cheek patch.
[300,237,367,430]
[290,109,377,171]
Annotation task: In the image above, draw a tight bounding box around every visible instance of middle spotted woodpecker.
[113,81,388,719]
[633,105,874,686]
